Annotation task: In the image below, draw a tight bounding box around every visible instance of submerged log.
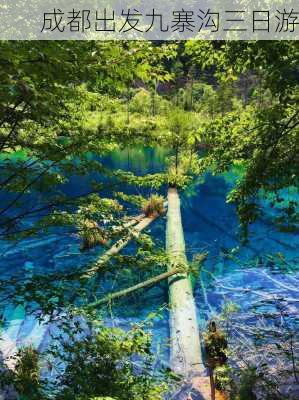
[166,187,227,400]
[85,267,183,309]
[81,198,167,278]
[166,187,204,377]
[80,214,145,252]
[82,214,159,278]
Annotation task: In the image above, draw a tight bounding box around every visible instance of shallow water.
[0,147,298,370]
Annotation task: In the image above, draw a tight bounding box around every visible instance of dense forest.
[0,40,298,400]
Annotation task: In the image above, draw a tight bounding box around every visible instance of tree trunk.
[86,267,182,309]
[167,187,211,399]
[83,214,158,278]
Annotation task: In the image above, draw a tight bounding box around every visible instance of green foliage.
[189,252,208,286]
[142,195,165,217]
[78,219,107,251]
[185,41,299,234]
[1,40,297,235]
[10,346,43,400]
[162,108,201,188]
[214,364,233,391]
[0,324,168,400]
[237,367,258,400]
[0,40,174,238]
[51,324,168,400]
[112,169,167,189]
[115,192,146,209]
[166,164,192,188]
[130,88,152,114]
[220,301,241,318]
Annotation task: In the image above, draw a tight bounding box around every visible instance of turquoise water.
[0,147,298,371]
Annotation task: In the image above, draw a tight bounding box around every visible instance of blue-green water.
[0,147,298,369]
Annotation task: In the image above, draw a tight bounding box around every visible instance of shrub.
[142,195,165,217]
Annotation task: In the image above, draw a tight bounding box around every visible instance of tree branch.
[85,267,182,309]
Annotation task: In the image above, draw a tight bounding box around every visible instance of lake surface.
[0,147,298,372]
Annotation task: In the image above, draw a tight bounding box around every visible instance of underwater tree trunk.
[167,187,211,399]
[83,215,158,278]
[166,187,204,375]
[86,267,183,309]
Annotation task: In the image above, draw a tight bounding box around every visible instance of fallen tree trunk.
[82,214,158,278]
[121,213,145,229]
[85,267,183,309]
[166,187,211,399]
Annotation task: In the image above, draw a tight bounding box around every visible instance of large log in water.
[166,187,205,375]
[166,187,212,400]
